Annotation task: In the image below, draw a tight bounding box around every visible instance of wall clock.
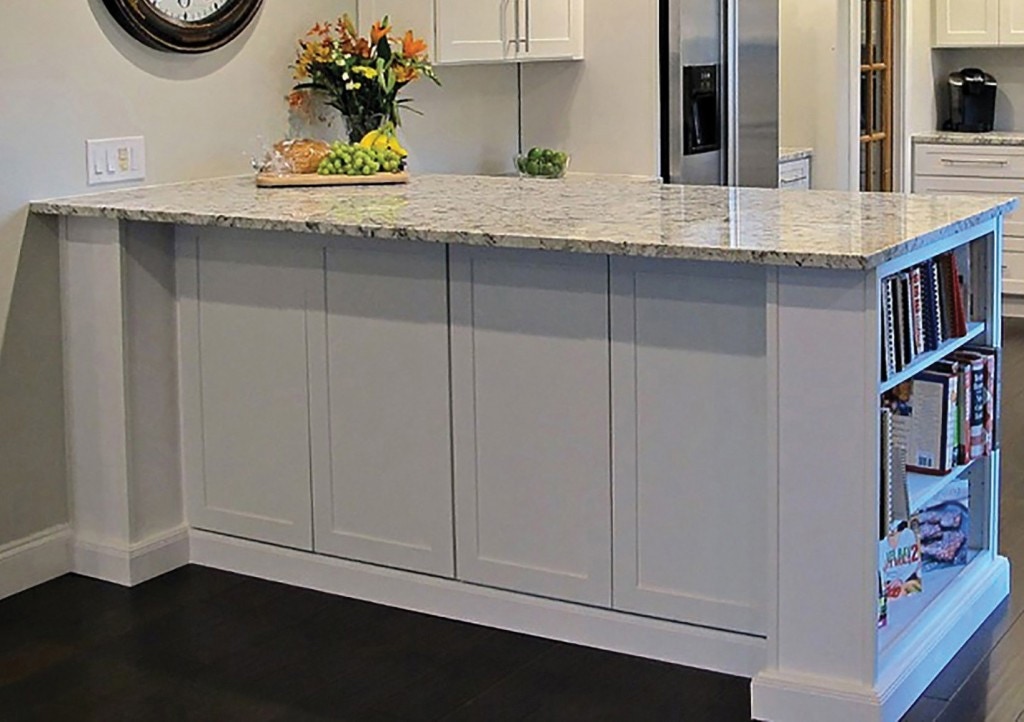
[102,0,264,54]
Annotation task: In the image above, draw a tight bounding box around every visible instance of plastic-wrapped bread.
[273,139,331,174]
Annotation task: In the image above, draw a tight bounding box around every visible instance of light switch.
[87,137,145,185]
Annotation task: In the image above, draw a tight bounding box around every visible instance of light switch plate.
[86,136,145,185]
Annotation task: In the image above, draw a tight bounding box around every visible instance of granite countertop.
[779,147,814,163]
[914,131,1024,147]
[31,174,1017,270]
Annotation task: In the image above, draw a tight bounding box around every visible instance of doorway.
[860,0,894,192]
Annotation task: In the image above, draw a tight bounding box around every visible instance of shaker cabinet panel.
[934,0,1000,46]
[313,240,454,576]
[1001,0,1024,44]
[450,247,611,606]
[435,0,515,64]
[518,0,584,61]
[178,232,322,551]
[610,258,769,635]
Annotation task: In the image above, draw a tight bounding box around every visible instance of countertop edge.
[30,197,1019,271]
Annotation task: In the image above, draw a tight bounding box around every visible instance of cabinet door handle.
[940,158,1010,167]
[524,0,531,52]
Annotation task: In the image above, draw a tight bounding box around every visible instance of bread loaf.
[274,139,331,174]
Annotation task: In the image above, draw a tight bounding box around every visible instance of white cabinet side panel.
[450,247,611,606]
[315,240,453,576]
[611,258,769,635]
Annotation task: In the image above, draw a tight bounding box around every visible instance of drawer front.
[1004,250,1024,295]
[779,158,810,186]
[914,143,1024,179]
[911,175,1024,237]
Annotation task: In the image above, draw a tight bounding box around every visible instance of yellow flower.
[351,66,378,79]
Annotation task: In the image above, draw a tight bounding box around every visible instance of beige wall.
[779,0,857,190]
[0,0,352,547]
[520,0,659,177]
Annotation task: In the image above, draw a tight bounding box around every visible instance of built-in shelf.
[906,457,981,515]
[880,322,986,393]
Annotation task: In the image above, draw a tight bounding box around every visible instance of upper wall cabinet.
[358,0,583,64]
[934,0,1019,47]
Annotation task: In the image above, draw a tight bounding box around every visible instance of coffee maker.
[947,68,997,133]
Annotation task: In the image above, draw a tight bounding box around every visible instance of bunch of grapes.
[317,142,404,176]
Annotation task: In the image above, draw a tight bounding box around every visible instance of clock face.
[102,0,262,53]
[147,0,236,24]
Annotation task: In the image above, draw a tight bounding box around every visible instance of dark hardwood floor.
[2,320,1024,721]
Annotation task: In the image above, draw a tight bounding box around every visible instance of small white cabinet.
[359,0,583,65]
[178,231,323,551]
[313,240,454,576]
[778,157,811,190]
[933,0,1004,47]
[912,141,1024,310]
[449,246,611,606]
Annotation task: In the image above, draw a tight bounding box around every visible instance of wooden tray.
[256,171,410,188]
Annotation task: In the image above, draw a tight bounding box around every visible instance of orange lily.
[371,19,391,45]
[402,30,428,59]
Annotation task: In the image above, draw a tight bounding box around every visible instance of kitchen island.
[32,175,1017,722]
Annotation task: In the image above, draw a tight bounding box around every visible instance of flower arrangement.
[289,15,439,144]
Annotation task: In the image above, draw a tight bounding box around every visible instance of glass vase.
[344,113,386,144]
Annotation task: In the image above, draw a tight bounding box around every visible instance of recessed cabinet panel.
[179,232,322,550]
[436,0,514,64]
[518,0,584,60]
[450,247,611,606]
[611,258,769,634]
[934,0,1000,46]
[314,241,454,576]
[1001,0,1024,44]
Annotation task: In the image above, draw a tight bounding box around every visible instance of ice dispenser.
[683,64,720,155]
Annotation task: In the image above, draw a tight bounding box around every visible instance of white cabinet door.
[435,0,515,64]
[313,240,454,576]
[1001,0,1024,44]
[518,0,584,61]
[610,258,768,635]
[178,231,323,551]
[450,246,611,606]
[433,0,583,63]
[934,0,999,46]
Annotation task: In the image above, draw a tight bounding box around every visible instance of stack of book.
[881,251,972,381]
[879,343,999,510]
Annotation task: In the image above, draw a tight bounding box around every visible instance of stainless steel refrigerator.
[661,0,779,187]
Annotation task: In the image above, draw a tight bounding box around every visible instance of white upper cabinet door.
[517,0,584,61]
[313,240,454,577]
[435,0,516,64]
[1001,0,1024,44]
[934,0,999,46]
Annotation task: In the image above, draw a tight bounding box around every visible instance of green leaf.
[377,36,392,63]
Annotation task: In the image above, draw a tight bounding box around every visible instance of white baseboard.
[74,525,190,586]
[0,524,73,601]
[752,556,1010,722]
[190,530,766,679]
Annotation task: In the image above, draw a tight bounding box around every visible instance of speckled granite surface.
[779,147,813,163]
[31,174,1017,270]
[914,131,1024,147]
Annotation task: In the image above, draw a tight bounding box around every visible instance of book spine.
[881,407,893,539]
[949,251,968,337]
[911,267,925,356]
[929,259,945,345]
[984,353,995,455]
[883,277,896,380]
[946,372,959,472]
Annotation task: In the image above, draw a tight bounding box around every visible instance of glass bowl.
[515,149,570,179]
